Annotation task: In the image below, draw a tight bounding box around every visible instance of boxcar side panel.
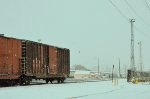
[49,46,57,75]
[25,41,49,78]
[0,37,9,75]
[67,49,70,77]
[12,39,22,75]
[0,37,21,79]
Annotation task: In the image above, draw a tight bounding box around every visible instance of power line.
[108,0,150,41]
[108,0,128,21]
[144,0,150,12]
[124,0,150,28]
[134,25,150,40]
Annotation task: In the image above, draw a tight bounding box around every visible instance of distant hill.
[72,65,90,71]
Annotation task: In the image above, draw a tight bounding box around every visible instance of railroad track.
[0,79,111,87]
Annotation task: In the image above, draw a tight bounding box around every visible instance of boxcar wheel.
[25,80,31,85]
[61,79,64,83]
[57,79,60,84]
[46,79,49,84]
[19,80,24,86]
[50,80,53,84]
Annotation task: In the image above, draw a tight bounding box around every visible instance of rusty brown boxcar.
[0,35,70,85]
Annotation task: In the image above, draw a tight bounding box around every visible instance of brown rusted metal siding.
[11,39,22,75]
[57,48,62,75]
[0,36,70,80]
[0,37,21,79]
[62,49,65,75]
[63,48,70,77]
[25,41,49,78]
[64,49,68,75]
[0,37,9,75]
[25,42,70,78]
[50,47,70,77]
[49,46,57,75]
[62,49,69,77]
[1,38,6,73]
[25,41,33,75]
[67,49,70,76]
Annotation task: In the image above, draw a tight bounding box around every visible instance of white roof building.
[74,70,96,79]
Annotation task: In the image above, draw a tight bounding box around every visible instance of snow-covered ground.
[0,79,150,99]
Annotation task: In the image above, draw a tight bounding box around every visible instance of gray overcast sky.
[0,0,150,70]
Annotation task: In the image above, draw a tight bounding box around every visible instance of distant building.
[70,70,117,79]
[74,70,92,79]
[120,73,127,78]
[73,70,100,79]
[70,70,76,78]
[101,72,112,78]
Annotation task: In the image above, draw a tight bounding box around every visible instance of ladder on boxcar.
[21,41,26,74]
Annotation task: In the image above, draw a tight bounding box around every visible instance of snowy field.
[0,79,150,99]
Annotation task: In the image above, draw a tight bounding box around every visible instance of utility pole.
[112,65,114,82]
[118,58,121,78]
[98,57,100,76]
[124,65,127,78]
[138,41,143,72]
[130,19,135,71]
